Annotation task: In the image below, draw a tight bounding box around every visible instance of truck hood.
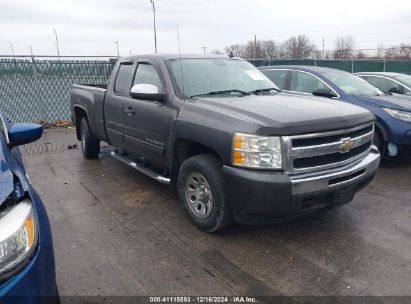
[352,94,411,111]
[193,93,374,135]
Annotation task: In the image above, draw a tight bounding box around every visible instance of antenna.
[177,24,186,101]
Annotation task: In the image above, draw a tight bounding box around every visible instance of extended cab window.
[289,71,330,94]
[114,64,134,95]
[262,70,288,89]
[133,63,163,90]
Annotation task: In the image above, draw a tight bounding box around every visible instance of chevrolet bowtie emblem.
[339,139,354,153]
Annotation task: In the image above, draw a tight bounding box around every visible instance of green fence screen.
[1,56,411,123]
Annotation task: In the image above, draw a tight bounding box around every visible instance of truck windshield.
[322,70,383,97]
[167,58,278,98]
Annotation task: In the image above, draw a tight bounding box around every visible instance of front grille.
[292,124,373,147]
[293,142,371,169]
[283,123,374,173]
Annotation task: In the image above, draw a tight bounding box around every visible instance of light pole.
[114,41,120,57]
[9,41,15,57]
[202,46,207,55]
[53,28,60,59]
[150,0,157,53]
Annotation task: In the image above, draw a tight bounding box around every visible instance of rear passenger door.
[105,61,135,149]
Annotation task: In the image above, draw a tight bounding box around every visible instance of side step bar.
[110,151,170,184]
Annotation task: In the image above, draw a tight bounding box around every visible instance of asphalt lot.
[22,128,411,296]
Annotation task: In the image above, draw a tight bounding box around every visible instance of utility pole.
[9,41,15,57]
[150,0,158,53]
[322,37,325,60]
[9,41,16,70]
[53,28,60,59]
[114,41,120,57]
[254,34,257,59]
[202,46,207,55]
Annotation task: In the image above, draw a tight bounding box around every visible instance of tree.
[261,40,280,58]
[243,40,264,58]
[224,44,245,57]
[356,50,367,59]
[211,49,224,55]
[398,44,411,59]
[282,35,317,58]
[385,44,411,59]
[333,36,355,59]
[376,44,385,58]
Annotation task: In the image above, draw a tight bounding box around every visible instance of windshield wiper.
[189,89,250,98]
[248,87,281,94]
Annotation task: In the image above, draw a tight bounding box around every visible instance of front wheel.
[80,118,100,159]
[177,154,233,232]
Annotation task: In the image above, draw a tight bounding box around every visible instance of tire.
[177,154,233,232]
[373,129,385,156]
[80,118,100,159]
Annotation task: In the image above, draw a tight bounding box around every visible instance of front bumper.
[223,147,380,223]
[0,244,57,304]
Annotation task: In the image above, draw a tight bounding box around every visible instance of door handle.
[124,107,135,115]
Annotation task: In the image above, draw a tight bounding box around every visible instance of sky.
[1,0,411,57]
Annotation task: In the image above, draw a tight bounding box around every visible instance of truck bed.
[70,84,108,142]
[73,84,108,91]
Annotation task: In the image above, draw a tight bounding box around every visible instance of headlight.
[232,133,282,169]
[0,200,37,276]
[383,108,411,122]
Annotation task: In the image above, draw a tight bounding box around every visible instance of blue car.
[259,65,411,157]
[0,112,57,303]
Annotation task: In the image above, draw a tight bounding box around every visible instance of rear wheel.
[80,118,100,159]
[177,154,233,232]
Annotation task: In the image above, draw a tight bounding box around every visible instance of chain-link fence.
[1,56,411,123]
[0,56,116,123]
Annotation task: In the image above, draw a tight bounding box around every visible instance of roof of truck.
[120,54,238,61]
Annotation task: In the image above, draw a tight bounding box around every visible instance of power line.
[157,0,219,8]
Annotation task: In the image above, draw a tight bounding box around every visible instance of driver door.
[123,61,172,169]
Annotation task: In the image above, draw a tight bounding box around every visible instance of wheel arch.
[171,138,222,187]
[73,106,89,141]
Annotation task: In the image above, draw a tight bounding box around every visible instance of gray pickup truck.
[70,54,380,232]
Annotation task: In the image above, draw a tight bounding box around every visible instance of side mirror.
[8,123,43,148]
[312,89,338,98]
[130,84,165,102]
[387,87,400,94]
